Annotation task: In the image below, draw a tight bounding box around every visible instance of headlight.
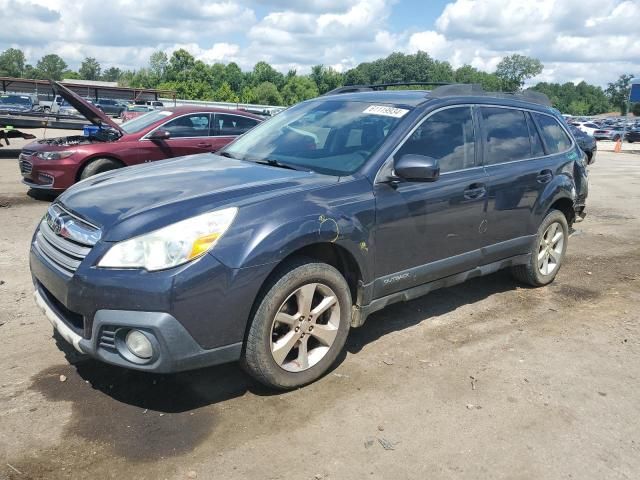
[98,207,237,271]
[36,151,75,160]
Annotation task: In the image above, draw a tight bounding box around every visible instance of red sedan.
[19,82,263,192]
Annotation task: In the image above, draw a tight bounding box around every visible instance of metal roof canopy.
[0,76,176,104]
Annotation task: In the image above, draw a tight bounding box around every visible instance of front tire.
[79,158,122,180]
[242,258,352,389]
[511,210,569,287]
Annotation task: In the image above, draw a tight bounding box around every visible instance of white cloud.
[0,0,638,86]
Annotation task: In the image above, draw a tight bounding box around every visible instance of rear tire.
[242,258,352,390]
[79,158,122,180]
[511,210,569,287]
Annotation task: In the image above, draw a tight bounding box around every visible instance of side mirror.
[149,129,171,141]
[393,154,440,182]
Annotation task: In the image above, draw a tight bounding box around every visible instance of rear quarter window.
[532,113,572,154]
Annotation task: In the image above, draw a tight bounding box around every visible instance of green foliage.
[35,54,67,80]
[531,81,611,115]
[495,54,543,92]
[252,82,283,105]
[606,74,634,115]
[632,103,640,117]
[282,75,319,104]
[0,46,631,114]
[62,70,81,80]
[0,48,26,77]
[310,65,344,94]
[214,82,239,103]
[78,57,101,80]
[102,67,122,82]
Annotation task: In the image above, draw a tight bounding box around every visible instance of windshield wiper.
[251,158,305,171]
[218,151,238,159]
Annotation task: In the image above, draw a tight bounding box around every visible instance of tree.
[495,54,543,92]
[166,49,196,81]
[214,81,239,103]
[282,76,319,105]
[224,62,245,93]
[632,103,640,117]
[35,54,67,80]
[310,65,343,94]
[454,65,502,90]
[252,82,283,105]
[62,70,81,80]
[0,48,26,77]
[606,74,634,115]
[251,61,285,89]
[531,81,611,115]
[102,67,122,82]
[79,57,101,80]
[149,51,168,82]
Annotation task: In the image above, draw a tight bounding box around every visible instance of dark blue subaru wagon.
[30,84,588,389]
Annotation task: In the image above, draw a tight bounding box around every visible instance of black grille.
[99,326,118,351]
[19,159,32,174]
[38,283,85,335]
[34,204,101,275]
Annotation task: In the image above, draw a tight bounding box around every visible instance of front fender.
[211,178,376,282]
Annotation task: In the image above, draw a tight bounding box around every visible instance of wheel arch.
[75,155,126,182]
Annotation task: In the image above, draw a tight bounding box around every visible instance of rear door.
[212,113,260,151]
[479,107,566,262]
[373,106,488,297]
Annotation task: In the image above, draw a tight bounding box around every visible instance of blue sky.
[0,0,638,86]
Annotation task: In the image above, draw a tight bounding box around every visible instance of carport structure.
[0,76,176,105]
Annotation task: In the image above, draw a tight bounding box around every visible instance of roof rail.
[430,84,552,106]
[323,82,552,107]
[323,81,452,96]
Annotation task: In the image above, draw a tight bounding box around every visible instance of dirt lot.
[0,147,639,480]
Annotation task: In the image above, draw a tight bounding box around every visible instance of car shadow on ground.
[27,188,59,202]
[46,270,524,414]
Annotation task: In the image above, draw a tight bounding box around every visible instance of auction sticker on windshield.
[363,105,409,118]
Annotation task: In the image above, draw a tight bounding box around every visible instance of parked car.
[0,94,34,113]
[29,84,588,389]
[93,99,127,117]
[57,100,81,117]
[593,127,625,141]
[568,125,596,164]
[19,81,262,191]
[570,122,600,136]
[120,104,154,122]
[625,129,640,143]
[135,100,164,109]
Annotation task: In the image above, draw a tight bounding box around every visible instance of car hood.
[57,154,337,241]
[50,80,123,134]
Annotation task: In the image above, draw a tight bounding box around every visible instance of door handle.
[537,169,553,184]
[197,142,213,148]
[463,183,487,200]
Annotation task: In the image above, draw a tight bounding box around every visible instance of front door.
[373,106,488,298]
[137,113,215,162]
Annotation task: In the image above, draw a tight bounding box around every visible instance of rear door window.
[395,106,476,173]
[480,107,532,165]
[215,114,259,136]
[532,113,572,154]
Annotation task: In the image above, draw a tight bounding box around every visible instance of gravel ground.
[0,148,639,480]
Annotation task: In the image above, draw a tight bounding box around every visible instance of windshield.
[121,110,173,134]
[222,100,410,176]
[0,95,31,105]
[127,105,150,112]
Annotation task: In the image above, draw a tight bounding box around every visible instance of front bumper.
[30,240,273,373]
[19,153,79,191]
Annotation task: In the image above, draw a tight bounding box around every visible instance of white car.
[571,122,600,136]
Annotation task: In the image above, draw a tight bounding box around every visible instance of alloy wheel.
[538,222,565,276]
[270,282,341,372]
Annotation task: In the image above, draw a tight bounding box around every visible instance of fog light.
[125,330,153,359]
